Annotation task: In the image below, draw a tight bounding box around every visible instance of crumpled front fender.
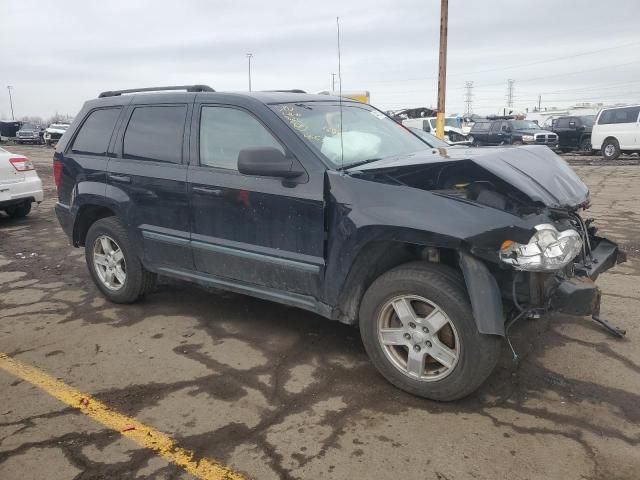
[458,251,505,336]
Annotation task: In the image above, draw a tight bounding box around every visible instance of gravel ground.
[1,145,639,480]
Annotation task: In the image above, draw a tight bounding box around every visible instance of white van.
[591,105,640,160]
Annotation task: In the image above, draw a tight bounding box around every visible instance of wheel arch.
[73,204,116,247]
[331,238,461,325]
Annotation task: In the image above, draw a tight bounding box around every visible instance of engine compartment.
[354,159,540,215]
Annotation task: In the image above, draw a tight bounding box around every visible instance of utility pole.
[506,79,515,109]
[246,53,253,92]
[464,81,474,116]
[538,94,542,112]
[7,86,15,120]
[331,73,336,92]
[435,0,448,140]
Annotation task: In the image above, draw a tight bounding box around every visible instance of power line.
[364,40,640,86]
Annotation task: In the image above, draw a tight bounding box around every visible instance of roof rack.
[263,89,307,94]
[98,85,215,98]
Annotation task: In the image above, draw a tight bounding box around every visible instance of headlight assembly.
[499,224,582,271]
[522,135,535,142]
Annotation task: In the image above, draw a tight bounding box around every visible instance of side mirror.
[238,147,303,178]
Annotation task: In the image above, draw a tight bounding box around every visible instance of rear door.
[107,103,193,270]
[187,103,325,297]
[59,107,123,207]
[487,121,504,145]
[555,117,572,148]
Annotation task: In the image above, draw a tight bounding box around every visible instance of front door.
[187,104,325,297]
[107,103,193,270]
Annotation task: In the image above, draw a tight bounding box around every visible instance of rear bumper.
[55,202,73,242]
[0,176,43,206]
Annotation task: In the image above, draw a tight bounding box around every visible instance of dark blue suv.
[54,85,624,400]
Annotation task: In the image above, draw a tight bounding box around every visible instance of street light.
[7,86,15,120]
[246,53,253,92]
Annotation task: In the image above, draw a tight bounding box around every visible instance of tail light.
[9,157,35,172]
[53,159,63,192]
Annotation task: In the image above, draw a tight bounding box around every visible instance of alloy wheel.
[93,235,127,291]
[377,295,460,382]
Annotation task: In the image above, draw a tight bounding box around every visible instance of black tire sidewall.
[85,218,145,303]
[359,263,501,401]
[602,139,620,160]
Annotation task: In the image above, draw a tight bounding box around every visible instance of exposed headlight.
[499,224,582,271]
[522,135,535,142]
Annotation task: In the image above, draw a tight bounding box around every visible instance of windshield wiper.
[337,158,382,171]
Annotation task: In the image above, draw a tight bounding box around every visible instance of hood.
[350,145,589,209]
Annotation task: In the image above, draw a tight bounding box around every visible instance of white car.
[401,116,473,145]
[591,105,640,160]
[0,147,43,218]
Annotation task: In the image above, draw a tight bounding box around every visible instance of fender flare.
[458,252,505,336]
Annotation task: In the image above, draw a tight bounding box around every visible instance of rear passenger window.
[599,107,640,125]
[71,108,121,155]
[123,105,187,163]
[199,106,284,170]
[556,118,569,128]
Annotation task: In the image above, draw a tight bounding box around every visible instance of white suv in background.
[591,105,640,160]
[0,147,43,218]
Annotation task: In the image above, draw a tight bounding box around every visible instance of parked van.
[591,105,640,160]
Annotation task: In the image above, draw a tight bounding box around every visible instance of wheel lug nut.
[403,333,411,340]
[413,345,421,352]
[409,322,416,329]
[422,327,429,333]
[426,341,432,348]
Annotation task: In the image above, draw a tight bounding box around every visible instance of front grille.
[547,134,557,142]
[535,136,545,143]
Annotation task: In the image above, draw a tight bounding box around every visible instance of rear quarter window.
[598,107,640,125]
[123,105,187,163]
[71,108,122,155]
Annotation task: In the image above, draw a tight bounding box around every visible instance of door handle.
[192,185,223,196]
[108,174,131,184]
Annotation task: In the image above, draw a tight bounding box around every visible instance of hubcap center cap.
[411,331,426,345]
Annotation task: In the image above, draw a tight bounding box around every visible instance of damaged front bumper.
[549,237,626,317]
[459,235,626,338]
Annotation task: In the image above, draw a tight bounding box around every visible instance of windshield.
[271,102,428,168]
[579,116,595,126]
[510,120,540,130]
[21,123,37,130]
[428,117,462,129]
[409,128,450,148]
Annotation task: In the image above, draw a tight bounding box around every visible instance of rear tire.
[602,138,620,160]
[359,262,501,401]
[85,217,156,303]
[7,201,31,218]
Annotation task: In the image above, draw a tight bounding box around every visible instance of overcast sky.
[1,0,639,119]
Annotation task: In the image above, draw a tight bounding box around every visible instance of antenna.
[336,16,344,169]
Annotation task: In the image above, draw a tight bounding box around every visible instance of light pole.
[246,53,253,92]
[7,86,15,120]
[331,73,336,92]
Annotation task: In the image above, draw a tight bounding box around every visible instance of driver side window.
[199,106,284,170]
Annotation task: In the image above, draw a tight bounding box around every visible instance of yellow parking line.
[0,352,246,480]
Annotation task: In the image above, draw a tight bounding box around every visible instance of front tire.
[602,138,620,160]
[85,217,156,303]
[359,262,501,401]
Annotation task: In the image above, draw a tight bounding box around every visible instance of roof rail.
[98,85,215,98]
[263,89,307,94]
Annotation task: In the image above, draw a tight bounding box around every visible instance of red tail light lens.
[53,159,63,191]
[9,157,35,172]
